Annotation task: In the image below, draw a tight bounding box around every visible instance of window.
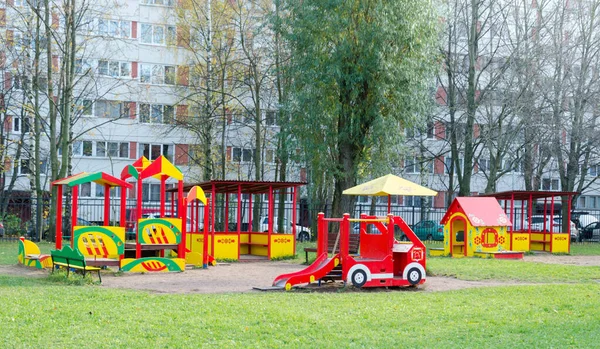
[75,99,93,116]
[589,165,600,177]
[18,158,30,175]
[141,0,175,6]
[80,182,92,197]
[140,64,175,84]
[541,178,559,191]
[109,187,121,198]
[406,122,434,139]
[98,60,131,77]
[108,142,129,158]
[405,196,423,207]
[404,158,417,174]
[98,19,131,39]
[265,149,275,163]
[139,143,173,161]
[72,141,83,156]
[75,59,92,74]
[140,24,175,45]
[265,110,277,126]
[95,183,105,197]
[445,157,463,174]
[96,142,106,157]
[13,75,29,90]
[478,159,489,172]
[139,104,174,124]
[231,147,255,163]
[94,100,127,118]
[142,183,162,202]
[82,141,93,156]
[13,117,30,133]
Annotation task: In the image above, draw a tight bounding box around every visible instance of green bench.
[51,246,102,283]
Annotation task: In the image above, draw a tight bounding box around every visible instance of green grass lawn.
[0,278,598,348]
[4,240,600,348]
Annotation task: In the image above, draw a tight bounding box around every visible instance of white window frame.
[98,19,131,39]
[140,0,175,7]
[139,64,175,85]
[140,23,176,45]
[98,60,131,78]
[139,103,174,124]
[139,143,173,162]
[17,158,30,175]
[12,116,30,134]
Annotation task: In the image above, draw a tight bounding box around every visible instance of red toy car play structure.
[273,213,426,290]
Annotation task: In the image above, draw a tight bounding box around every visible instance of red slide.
[273,253,340,290]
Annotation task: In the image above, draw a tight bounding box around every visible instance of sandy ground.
[3,254,599,294]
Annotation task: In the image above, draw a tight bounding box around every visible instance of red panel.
[176,105,188,122]
[473,124,480,138]
[129,182,136,199]
[6,30,12,47]
[175,144,189,165]
[52,12,59,29]
[131,21,137,39]
[4,115,11,133]
[129,142,137,159]
[131,62,138,78]
[0,51,5,69]
[435,86,447,105]
[4,72,11,90]
[434,156,444,174]
[226,146,231,161]
[129,102,136,119]
[300,168,307,182]
[434,192,445,208]
[434,121,445,139]
[52,55,59,71]
[0,9,6,27]
[177,66,189,86]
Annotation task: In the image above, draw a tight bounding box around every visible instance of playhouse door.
[450,217,467,257]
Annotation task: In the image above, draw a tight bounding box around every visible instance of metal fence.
[2,196,600,243]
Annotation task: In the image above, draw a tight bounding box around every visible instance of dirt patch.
[1,262,534,294]
[523,254,600,266]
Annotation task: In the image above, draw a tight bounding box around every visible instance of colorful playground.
[15,160,585,294]
[6,168,600,347]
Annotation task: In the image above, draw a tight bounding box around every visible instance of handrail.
[348,218,389,223]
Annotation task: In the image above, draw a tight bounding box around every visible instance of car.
[410,220,444,241]
[579,221,600,242]
[260,217,311,242]
[527,215,578,242]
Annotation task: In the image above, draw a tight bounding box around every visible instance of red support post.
[268,185,273,259]
[225,193,229,233]
[178,179,184,258]
[120,185,127,229]
[104,184,110,226]
[136,179,142,259]
[248,195,253,232]
[211,184,216,256]
[56,185,63,250]
[203,197,210,268]
[341,214,350,259]
[317,212,325,256]
[292,186,297,255]
[160,175,167,217]
[71,185,78,248]
[237,186,241,260]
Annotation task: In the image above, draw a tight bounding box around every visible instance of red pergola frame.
[479,190,578,253]
[168,180,306,260]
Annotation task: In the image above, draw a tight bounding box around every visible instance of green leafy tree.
[284,0,439,216]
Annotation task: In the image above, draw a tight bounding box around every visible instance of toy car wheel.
[407,267,422,285]
[297,231,309,242]
[351,269,367,288]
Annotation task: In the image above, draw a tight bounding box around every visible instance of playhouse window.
[481,228,499,247]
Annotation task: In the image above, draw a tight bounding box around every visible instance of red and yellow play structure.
[482,191,576,254]
[273,213,427,290]
[171,181,304,262]
[430,197,524,259]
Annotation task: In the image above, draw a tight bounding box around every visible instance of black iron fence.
[2,196,600,243]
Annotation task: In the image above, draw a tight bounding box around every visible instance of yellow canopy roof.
[342,174,437,197]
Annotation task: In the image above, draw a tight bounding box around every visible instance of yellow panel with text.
[270,234,294,259]
[552,234,569,253]
[213,234,239,260]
